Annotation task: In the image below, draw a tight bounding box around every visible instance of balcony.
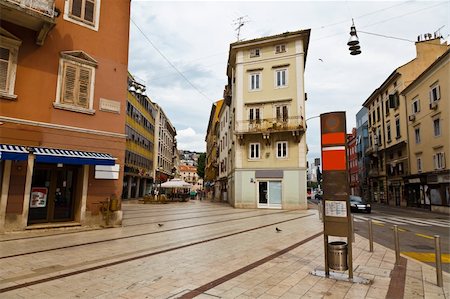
[0,0,57,45]
[235,116,305,144]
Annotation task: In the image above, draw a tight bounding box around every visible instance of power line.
[130,17,214,103]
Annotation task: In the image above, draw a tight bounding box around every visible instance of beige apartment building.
[226,30,310,209]
[363,36,447,207]
[153,105,177,189]
[403,49,449,213]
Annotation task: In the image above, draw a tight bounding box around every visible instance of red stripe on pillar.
[322,150,346,170]
[321,132,346,145]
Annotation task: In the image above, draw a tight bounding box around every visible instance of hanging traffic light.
[347,20,361,55]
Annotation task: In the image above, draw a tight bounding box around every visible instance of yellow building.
[403,49,449,213]
[226,30,310,209]
[122,74,156,199]
[362,36,447,207]
[205,99,223,198]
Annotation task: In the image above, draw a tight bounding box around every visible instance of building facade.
[204,99,223,198]
[226,30,310,209]
[347,128,358,195]
[356,107,369,199]
[216,97,231,202]
[363,36,447,207]
[0,0,130,232]
[153,105,177,189]
[122,74,156,199]
[403,49,449,213]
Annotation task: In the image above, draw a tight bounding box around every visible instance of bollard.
[434,235,443,287]
[351,214,355,243]
[368,219,373,252]
[394,225,400,265]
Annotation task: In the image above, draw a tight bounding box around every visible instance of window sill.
[53,102,95,115]
[0,92,18,101]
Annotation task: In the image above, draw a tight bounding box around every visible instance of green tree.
[197,152,206,179]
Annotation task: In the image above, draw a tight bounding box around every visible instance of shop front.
[1,144,118,232]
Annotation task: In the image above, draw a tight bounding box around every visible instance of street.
[310,198,450,273]
[351,203,450,273]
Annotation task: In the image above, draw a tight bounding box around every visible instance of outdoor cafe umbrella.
[160,178,192,189]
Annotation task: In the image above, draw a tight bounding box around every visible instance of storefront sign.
[30,187,48,208]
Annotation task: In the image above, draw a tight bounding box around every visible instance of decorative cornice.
[0,116,126,139]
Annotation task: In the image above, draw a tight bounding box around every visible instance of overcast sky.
[128,0,449,161]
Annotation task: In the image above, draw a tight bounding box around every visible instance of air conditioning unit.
[429,102,438,110]
[408,114,416,121]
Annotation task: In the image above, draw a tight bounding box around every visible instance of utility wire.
[130,17,214,103]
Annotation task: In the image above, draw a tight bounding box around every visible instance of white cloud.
[176,127,206,152]
[129,0,449,157]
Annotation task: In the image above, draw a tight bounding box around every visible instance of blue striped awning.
[32,147,116,165]
[0,144,29,161]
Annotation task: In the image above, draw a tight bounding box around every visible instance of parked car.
[350,195,371,213]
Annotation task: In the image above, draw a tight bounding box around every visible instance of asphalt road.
[310,198,450,273]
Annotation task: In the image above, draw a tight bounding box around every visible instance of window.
[275,69,287,87]
[433,118,441,137]
[433,152,445,170]
[276,141,288,158]
[54,51,97,114]
[389,92,399,108]
[275,44,286,54]
[417,157,422,173]
[387,123,391,142]
[376,106,380,122]
[412,98,420,114]
[249,107,261,123]
[395,117,400,138]
[429,83,440,103]
[249,143,260,159]
[250,48,260,58]
[276,105,288,122]
[385,101,389,116]
[250,72,261,90]
[414,127,420,144]
[0,32,21,99]
[65,0,100,30]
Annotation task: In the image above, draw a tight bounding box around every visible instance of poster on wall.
[30,187,48,208]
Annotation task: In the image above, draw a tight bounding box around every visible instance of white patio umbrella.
[160,178,192,188]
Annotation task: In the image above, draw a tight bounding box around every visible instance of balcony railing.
[235,116,305,134]
[3,0,55,17]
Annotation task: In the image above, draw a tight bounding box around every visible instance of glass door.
[258,181,282,208]
[28,165,77,224]
[52,168,76,221]
[258,182,268,206]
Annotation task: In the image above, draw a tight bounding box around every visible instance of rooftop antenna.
[233,16,249,41]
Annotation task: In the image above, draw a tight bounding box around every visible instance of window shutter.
[442,153,446,168]
[0,47,10,92]
[62,63,77,104]
[433,154,437,169]
[77,66,91,108]
[429,89,433,103]
[436,85,441,100]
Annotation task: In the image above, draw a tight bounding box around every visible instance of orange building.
[0,0,130,231]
